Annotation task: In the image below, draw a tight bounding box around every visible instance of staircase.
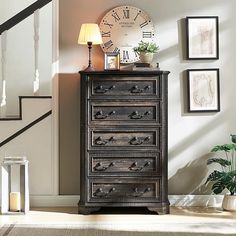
[0,96,53,195]
[0,0,58,200]
[0,0,53,117]
[0,96,52,146]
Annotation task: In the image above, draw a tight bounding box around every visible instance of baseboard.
[29,195,224,207]
[169,195,223,207]
[30,195,80,207]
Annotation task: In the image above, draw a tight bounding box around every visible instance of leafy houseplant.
[133,41,159,63]
[206,134,236,211]
[133,40,159,54]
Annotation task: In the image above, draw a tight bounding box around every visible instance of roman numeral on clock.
[103,40,113,49]
[140,21,148,28]
[134,12,141,21]
[134,51,139,58]
[112,11,120,22]
[123,50,129,60]
[123,9,130,19]
[142,32,152,38]
[102,31,111,37]
[103,20,113,29]
[113,47,120,53]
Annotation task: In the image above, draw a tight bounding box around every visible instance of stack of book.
[133,62,160,71]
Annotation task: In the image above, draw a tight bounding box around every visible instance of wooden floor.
[0,207,236,235]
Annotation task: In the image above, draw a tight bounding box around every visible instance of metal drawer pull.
[129,111,151,119]
[95,136,115,145]
[129,136,151,145]
[129,161,151,171]
[93,187,116,197]
[94,162,115,171]
[94,85,115,94]
[130,85,143,94]
[94,111,107,119]
[130,85,151,94]
[95,110,116,119]
[132,187,151,197]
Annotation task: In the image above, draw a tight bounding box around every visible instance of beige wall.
[59,0,236,194]
[59,74,80,194]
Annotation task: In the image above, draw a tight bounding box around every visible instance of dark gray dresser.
[79,70,170,214]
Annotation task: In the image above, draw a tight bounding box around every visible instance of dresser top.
[79,70,170,76]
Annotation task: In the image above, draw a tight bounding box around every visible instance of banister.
[0,110,52,148]
[0,0,52,35]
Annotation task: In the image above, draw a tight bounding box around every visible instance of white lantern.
[1,157,29,214]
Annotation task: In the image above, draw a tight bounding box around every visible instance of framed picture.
[186,16,219,59]
[187,69,220,112]
[104,52,120,70]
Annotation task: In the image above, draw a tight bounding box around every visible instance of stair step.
[0,96,52,120]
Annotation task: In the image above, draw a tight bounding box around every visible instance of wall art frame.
[186,16,219,60]
[187,68,220,112]
[104,52,120,70]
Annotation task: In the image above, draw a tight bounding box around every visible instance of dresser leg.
[147,206,170,215]
[79,206,101,215]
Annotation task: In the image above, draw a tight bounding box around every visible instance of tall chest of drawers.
[79,70,170,214]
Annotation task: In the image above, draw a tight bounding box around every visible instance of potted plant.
[133,40,159,63]
[206,134,236,211]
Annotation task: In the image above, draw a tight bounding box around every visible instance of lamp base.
[83,65,95,72]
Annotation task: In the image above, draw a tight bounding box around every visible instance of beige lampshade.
[78,23,103,45]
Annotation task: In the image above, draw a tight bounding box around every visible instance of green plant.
[133,40,159,53]
[206,134,236,195]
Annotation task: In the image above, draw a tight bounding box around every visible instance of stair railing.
[0,32,7,117]
[0,0,52,117]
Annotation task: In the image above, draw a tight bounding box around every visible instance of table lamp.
[78,23,103,71]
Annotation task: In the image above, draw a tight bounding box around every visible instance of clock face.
[99,6,155,64]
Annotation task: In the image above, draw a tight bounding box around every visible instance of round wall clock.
[99,5,155,64]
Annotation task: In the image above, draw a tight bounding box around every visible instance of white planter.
[139,52,154,64]
[222,195,236,211]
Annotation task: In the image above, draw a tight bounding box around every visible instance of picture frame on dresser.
[186,16,219,60]
[104,52,120,70]
[187,68,220,112]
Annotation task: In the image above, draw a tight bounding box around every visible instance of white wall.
[0,0,36,22]
[0,0,52,116]
[0,98,53,196]
[59,0,236,195]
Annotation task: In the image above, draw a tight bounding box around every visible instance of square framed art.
[187,69,220,112]
[186,16,219,60]
[104,52,120,70]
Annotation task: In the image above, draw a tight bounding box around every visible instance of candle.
[10,192,21,211]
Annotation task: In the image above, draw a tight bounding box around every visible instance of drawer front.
[89,128,160,150]
[90,101,160,124]
[88,178,161,202]
[90,78,160,98]
[89,153,161,176]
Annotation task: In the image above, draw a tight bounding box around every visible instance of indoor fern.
[206,134,236,195]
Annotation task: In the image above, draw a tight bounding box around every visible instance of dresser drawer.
[88,178,161,203]
[90,101,160,124]
[89,128,160,150]
[89,152,161,176]
[90,77,160,98]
